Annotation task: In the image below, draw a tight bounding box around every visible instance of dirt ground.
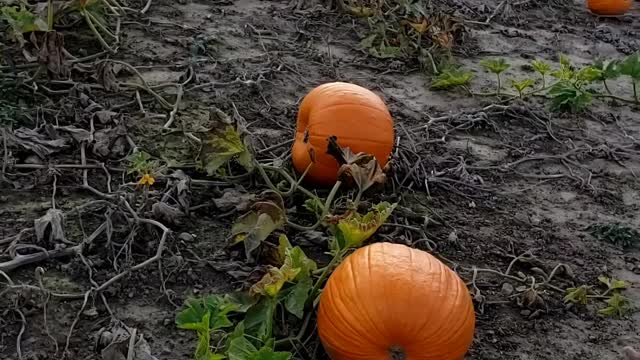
[1,0,640,359]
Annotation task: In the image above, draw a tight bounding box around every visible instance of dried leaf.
[96,322,159,360]
[94,110,118,124]
[171,170,192,213]
[35,31,69,78]
[92,124,128,157]
[9,127,68,158]
[95,62,119,92]
[213,188,256,212]
[199,124,254,175]
[152,202,184,226]
[326,136,387,193]
[34,208,66,243]
[230,191,285,262]
[56,126,92,143]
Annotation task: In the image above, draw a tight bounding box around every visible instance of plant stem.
[82,10,116,54]
[274,312,313,347]
[603,80,612,95]
[592,93,638,104]
[307,249,345,308]
[257,163,317,201]
[496,73,502,95]
[47,0,54,31]
[286,181,341,231]
[633,82,639,104]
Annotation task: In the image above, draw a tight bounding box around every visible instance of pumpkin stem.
[388,346,406,360]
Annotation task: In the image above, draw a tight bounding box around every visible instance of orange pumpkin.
[291,82,394,185]
[587,0,631,15]
[317,242,476,360]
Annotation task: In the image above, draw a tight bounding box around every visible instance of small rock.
[448,231,458,243]
[179,232,194,242]
[163,318,171,326]
[626,263,635,271]
[128,291,134,298]
[83,307,99,318]
[520,309,531,317]
[501,283,514,296]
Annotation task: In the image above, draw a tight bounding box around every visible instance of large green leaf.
[284,276,313,319]
[228,336,258,360]
[244,297,277,344]
[176,295,239,331]
[619,52,640,81]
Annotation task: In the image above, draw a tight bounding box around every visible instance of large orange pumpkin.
[587,0,631,15]
[291,82,394,185]
[317,242,476,360]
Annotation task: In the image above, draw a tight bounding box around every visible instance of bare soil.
[1,0,640,359]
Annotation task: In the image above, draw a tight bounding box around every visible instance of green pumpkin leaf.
[244,297,277,343]
[619,52,640,81]
[531,59,551,75]
[593,59,622,80]
[576,66,602,82]
[480,58,510,74]
[284,246,317,281]
[510,78,535,94]
[228,336,258,360]
[284,276,313,319]
[598,293,632,318]
[547,80,591,112]
[337,202,397,249]
[176,295,239,331]
[563,285,591,305]
[431,69,474,90]
[303,198,324,218]
[1,6,48,43]
[251,239,316,297]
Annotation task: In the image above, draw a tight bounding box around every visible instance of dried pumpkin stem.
[389,346,406,360]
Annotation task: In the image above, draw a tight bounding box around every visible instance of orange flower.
[138,173,155,186]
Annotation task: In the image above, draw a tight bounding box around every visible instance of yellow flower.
[138,173,155,186]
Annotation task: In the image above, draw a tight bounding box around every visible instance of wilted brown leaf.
[34,31,69,78]
[34,208,66,244]
[229,191,285,262]
[326,135,387,193]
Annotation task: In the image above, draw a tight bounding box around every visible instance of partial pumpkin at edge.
[587,0,632,15]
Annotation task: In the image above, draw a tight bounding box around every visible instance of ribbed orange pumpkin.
[587,0,631,15]
[291,82,394,185]
[317,242,476,360]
